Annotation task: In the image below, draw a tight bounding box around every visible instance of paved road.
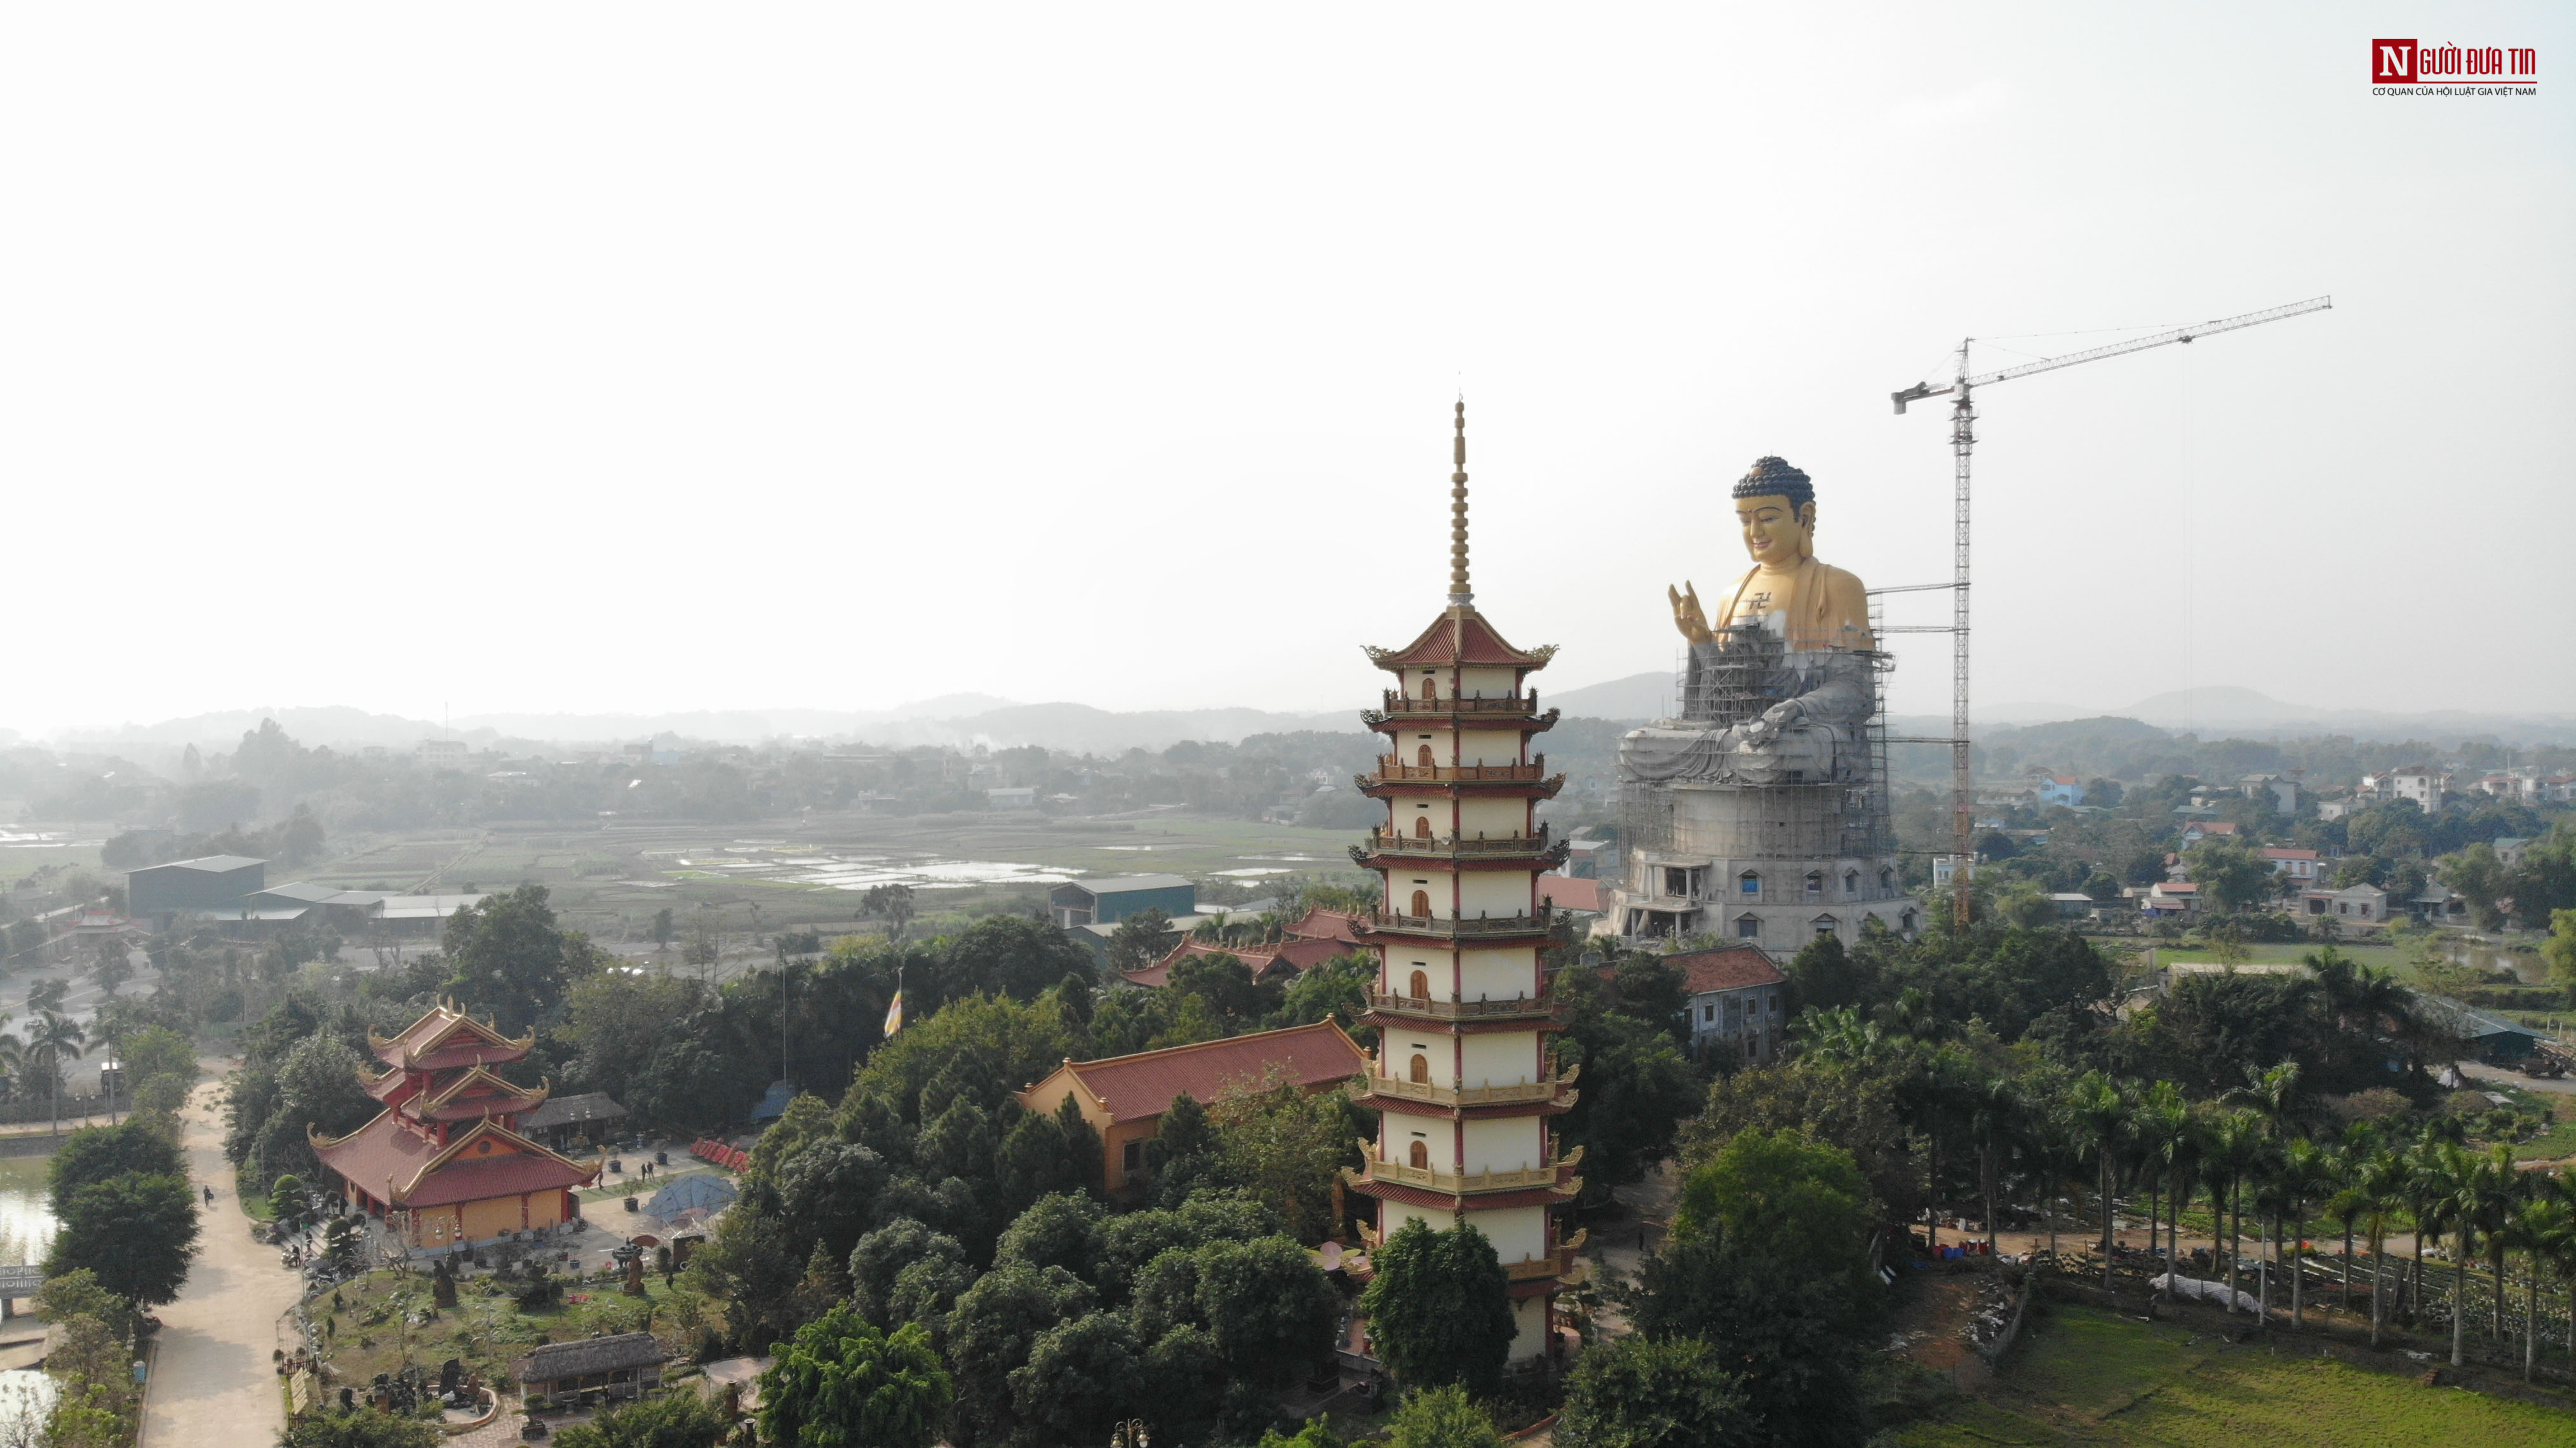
[138,1077,301,1447]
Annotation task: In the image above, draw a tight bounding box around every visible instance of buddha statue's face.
[1735,493,1815,568]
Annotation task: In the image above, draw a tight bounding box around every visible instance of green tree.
[757,1302,953,1448]
[1782,934,1869,1016]
[441,884,593,1031]
[27,1011,89,1136]
[48,1171,199,1306]
[861,883,918,945]
[1007,1311,1141,1444]
[278,1408,442,1447]
[1672,1129,1871,1290]
[1555,1335,1754,1448]
[2544,909,2576,999]
[1207,1073,1353,1242]
[1108,909,1179,973]
[2439,843,2511,931]
[1191,1235,1338,1377]
[649,908,678,952]
[1357,1218,1515,1397]
[1557,986,1698,1197]
[944,1263,1097,1445]
[1383,1383,1503,1448]
[551,1386,728,1447]
[50,1118,184,1217]
[2186,838,2272,916]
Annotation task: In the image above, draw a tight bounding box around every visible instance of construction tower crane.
[1889,295,2332,926]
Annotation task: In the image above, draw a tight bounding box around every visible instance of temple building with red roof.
[310,1000,600,1249]
[1339,403,1583,1364]
[1016,1021,1369,1196]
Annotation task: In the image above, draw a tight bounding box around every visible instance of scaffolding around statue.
[1612,600,1917,946]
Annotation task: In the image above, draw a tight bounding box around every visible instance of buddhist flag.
[882,989,904,1037]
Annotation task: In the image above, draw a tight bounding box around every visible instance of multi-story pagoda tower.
[1341,403,1585,1364]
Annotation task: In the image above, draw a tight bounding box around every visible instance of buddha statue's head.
[1731,456,1816,568]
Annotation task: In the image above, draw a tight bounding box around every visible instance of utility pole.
[1891,296,2331,926]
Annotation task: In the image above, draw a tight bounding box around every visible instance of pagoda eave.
[1360,1005,1555,1025]
[1354,1092,1577,1121]
[1341,1176,1583,1212]
[1357,775,1566,801]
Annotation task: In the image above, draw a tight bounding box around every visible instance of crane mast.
[1891,295,2331,927]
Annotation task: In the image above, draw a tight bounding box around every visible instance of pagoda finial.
[1448,398,1472,607]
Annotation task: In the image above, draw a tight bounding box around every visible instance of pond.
[0,1156,55,1435]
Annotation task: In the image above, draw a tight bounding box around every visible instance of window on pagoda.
[1408,1052,1430,1084]
[1413,815,1433,839]
[1409,1139,1430,1169]
[1408,969,1430,1000]
[1417,744,1434,767]
[1410,889,1432,917]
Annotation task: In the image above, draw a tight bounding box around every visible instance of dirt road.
[138,1077,303,1447]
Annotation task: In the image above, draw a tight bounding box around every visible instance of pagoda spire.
[1448,398,1472,607]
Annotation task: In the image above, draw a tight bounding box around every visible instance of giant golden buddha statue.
[1668,455,1874,654]
[1628,456,1879,781]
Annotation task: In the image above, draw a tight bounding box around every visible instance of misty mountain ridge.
[34,680,2576,762]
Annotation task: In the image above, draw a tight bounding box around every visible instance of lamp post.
[1110,1421,1150,1448]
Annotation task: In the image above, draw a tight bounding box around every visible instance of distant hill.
[1545,672,1674,721]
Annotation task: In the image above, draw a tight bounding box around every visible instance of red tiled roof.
[2193,822,2239,835]
[313,1112,595,1207]
[1283,908,1365,945]
[1660,946,1785,995]
[370,1002,532,1071]
[1134,935,1360,989]
[1536,877,1606,913]
[1367,608,1552,669]
[1038,1021,1369,1125]
[398,1148,593,1208]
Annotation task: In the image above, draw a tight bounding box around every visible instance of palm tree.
[2400,1134,2451,1327]
[2469,1143,2523,1349]
[2203,1108,2265,1315]
[1968,1071,2024,1256]
[2358,1147,2408,1349]
[2279,1137,2333,1331]
[2133,1082,2189,1296]
[2066,1071,2130,1288]
[2324,1122,2382,1317]
[2500,1176,2570,1382]
[24,1012,88,1137]
[2427,1141,2482,1368]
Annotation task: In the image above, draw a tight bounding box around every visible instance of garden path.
[137,1074,305,1448]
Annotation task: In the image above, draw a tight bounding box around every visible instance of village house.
[2260,847,2323,885]
[2300,883,2390,934]
[2177,820,2239,848]
[2142,881,2199,917]
[1662,946,1789,1064]
[1016,1021,1370,1197]
[2034,774,2083,808]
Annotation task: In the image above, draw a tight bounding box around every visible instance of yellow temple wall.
[1458,728,1522,765]
[1455,797,1526,836]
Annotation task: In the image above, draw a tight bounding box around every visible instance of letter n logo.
[2372,39,2417,82]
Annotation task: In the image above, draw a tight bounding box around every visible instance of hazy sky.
[4,3,2568,737]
